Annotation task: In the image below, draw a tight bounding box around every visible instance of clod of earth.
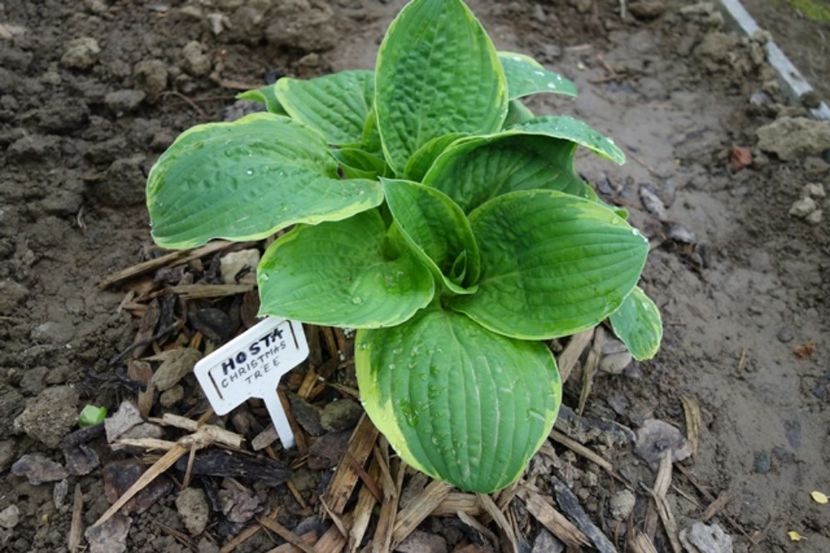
[756,117,830,161]
[12,385,79,448]
[635,418,693,468]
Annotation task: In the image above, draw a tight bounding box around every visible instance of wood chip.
[457,511,499,548]
[391,481,451,548]
[170,283,254,299]
[99,240,239,289]
[550,476,617,553]
[322,415,378,514]
[578,326,605,414]
[628,531,659,553]
[432,493,482,517]
[649,452,682,553]
[220,522,264,553]
[68,484,84,553]
[477,493,516,553]
[252,425,279,451]
[348,461,380,552]
[372,444,399,553]
[701,493,730,521]
[558,328,594,382]
[259,516,318,553]
[264,530,318,553]
[681,396,701,456]
[516,484,589,548]
[550,429,615,475]
[315,513,352,553]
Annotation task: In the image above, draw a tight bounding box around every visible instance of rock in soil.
[96,155,148,206]
[608,489,636,520]
[182,41,212,76]
[134,59,169,101]
[176,487,210,535]
[61,36,100,69]
[805,209,823,225]
[396,530,448,553]
[13,385,78,448]
[635,419,693,468]
[105,400,144,443]
[531,528,565,553]
[64,443,100,476]
[679,522,733,553]
[756,117,830,160]
[0,505,20,529]
[599,339,633,374]
[104,89,146,113]
[0,440,16,472]
[307,429,351,470]
[802,182,825,198]
[0,279,29,312]
[628,0,666,20]
[789,197,817,219]
[219,481,261,524]
[320,398,363,432]
[85,514,131,553]
[11,453,68,485]
[220,249,260,285]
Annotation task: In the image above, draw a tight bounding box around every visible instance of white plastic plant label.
[194,317,309,449]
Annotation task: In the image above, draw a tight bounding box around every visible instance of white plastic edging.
[718,0,830,120]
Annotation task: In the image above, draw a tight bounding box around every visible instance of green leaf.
[237,84,286,115]
[375,0,508,173]
[258,210,434,328]
[503,100,535,128]
[332,148,390,180]
[356,307,561,492]
[147,113,382,249]
[609,286,662,360]
[79,404,107,427]
[498,51,577,99]
[403,133,466,182]
[515,115,626,165]
[275,70,374,146]
[452,191,649,340]
[383,179,479,292]
[422,132,591,213]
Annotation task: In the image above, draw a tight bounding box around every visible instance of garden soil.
[1,0,828,552]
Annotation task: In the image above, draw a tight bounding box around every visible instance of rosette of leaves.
[146,0,662,493]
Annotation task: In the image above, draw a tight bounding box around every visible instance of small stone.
[531,528,565,553]
[219,482,260,523]
[802,183,826,198]
[600,339,632,374]
[635,419,693,468]
[805,209,823,225]
[182,41,211,76]
[176,488,210,535]
[120,422,164,441]
[13,385,79,448]
[609,490,636,520]
[220,249,260,285]
[639,184,668,221]
[85,514,131,553]
[0,280,29,312]
[0,505,19,529]
[776,328,794,343]
[396,530,448,553]
[320,399,363,432]
[628,0,666,20]
[97,155,147,206]
[134,59,168,101]
[159,385,184,408]
[668,223,697,244]
[0,440,16,471]
[753,450,771,474]
[11,453,68,485]
[105,400,143,443]
[679,522,733,553]
[307,430,351,470]
[104,89,146,113]
[64,444,100,476]
[288,393,324,436]
[61,37,100,69]
[789,197,817,219]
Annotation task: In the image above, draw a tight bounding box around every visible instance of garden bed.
[1,0,828,552]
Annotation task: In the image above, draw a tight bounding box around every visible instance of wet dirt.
[1,0,829,552]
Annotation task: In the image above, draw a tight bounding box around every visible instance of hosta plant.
[146,0,662,493]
